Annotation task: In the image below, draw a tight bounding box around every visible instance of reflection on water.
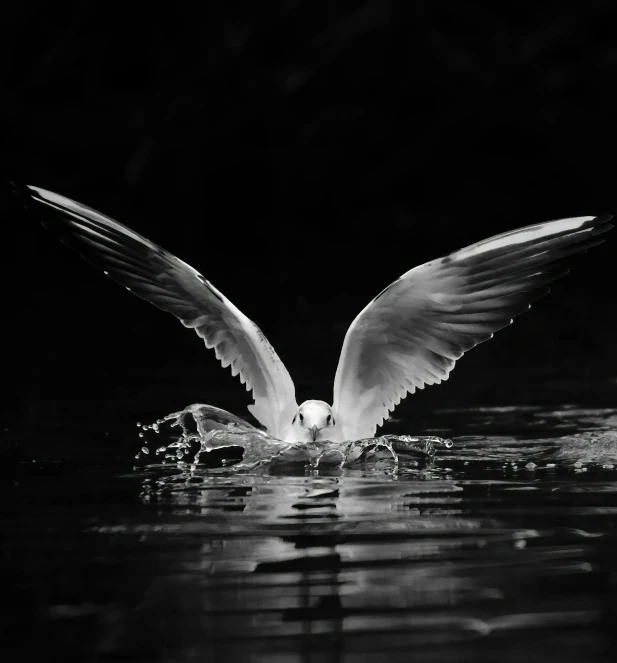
[4,405,617,661]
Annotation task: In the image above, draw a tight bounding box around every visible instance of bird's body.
[17,184,612,442]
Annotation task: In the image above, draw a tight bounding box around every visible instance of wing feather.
[18,184,297,437]
[333,214,612,440]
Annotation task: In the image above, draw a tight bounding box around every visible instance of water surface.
[3,403,617,662]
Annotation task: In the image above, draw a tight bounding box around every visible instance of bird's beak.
[310,425,320,441]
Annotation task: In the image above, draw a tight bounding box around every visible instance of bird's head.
[291,400,335,441]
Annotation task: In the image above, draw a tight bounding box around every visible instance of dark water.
[4,399,617,662]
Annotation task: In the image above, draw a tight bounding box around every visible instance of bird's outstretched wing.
[333,214,613,440]
[17,184,297,437]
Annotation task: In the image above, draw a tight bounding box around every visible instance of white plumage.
[19,184,612,443]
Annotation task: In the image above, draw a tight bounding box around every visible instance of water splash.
[134,403,453,472]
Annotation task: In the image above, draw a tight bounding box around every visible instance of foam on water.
[133,403,453,473]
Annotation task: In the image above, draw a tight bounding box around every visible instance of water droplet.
[136,422,142,427]
[156,446,167,454]
[141,446,149,454]
[134,454,141,459]
[138,432,144,438]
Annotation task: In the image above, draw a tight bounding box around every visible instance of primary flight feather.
[17,184,612,443]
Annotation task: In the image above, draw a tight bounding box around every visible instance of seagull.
[16,184,612,443]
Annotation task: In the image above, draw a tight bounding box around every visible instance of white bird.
[17,184,612,443]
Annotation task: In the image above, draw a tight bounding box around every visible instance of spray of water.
[133,403,453,473]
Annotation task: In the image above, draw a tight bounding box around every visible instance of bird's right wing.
[18,184,297,437]
[333,214,613,440]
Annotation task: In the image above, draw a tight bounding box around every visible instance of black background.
[2,1,617,436]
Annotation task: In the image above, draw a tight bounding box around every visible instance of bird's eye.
[299,413,304,423]
[326,415,331,424]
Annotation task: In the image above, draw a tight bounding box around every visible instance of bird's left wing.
[17,184,297,437]
[333,214,613,440]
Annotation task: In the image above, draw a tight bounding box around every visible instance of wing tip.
[586,214,613,236]
[10,180,27,195]
[11,181,44,202]
[563,213,612,229]
[10,180,37,211]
